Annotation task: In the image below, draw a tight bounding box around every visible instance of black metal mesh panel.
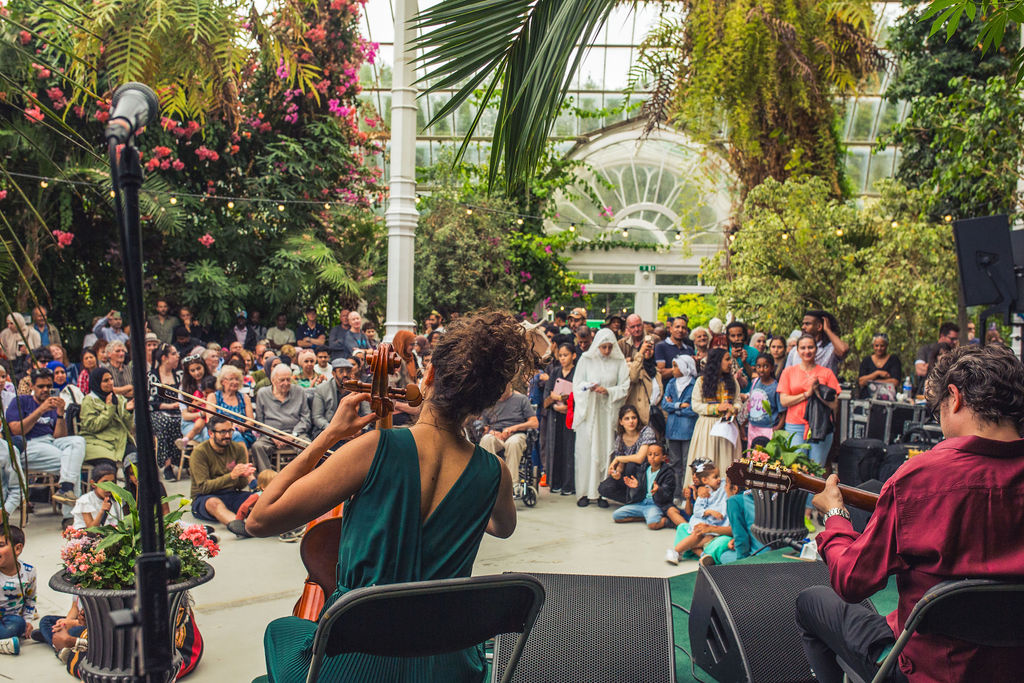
[492,572,674,683]
[691,561,874,682]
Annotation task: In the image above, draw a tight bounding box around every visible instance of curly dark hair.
[429,310,533,424]
[701,347,736,401]
[925,344,1024,430]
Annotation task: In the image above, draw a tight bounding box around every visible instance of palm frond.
[414,0,619,195]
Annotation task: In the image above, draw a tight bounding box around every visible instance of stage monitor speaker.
[953,215,1015,308]
[689,561,875,682]
[492,572,675,683]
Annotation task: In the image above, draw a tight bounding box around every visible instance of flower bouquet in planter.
[50,480,217,682]
[745,429,825,477]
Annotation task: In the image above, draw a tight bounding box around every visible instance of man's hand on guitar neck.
[811,474,847,515]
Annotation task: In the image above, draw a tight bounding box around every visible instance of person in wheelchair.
[478,383,538,484]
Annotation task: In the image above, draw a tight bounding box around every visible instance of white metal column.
[384,0,419,338]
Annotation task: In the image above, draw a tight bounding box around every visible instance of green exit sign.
[638,265,657,272]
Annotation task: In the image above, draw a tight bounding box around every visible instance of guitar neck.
[790,471,878,511]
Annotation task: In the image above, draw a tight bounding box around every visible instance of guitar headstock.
[726,459,796,494]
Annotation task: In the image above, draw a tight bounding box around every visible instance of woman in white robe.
[571,328,630,507]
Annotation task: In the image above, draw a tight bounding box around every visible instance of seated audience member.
[147,298,180,344]
[143,333,160,372]
[326,310,351,360]
[0,525,35,655]
[148,344,184,479]
[50,362,85,421]
[294,349,322,388]
[178,306,207,342]
[202,348,221,378]
[74,349,98,395]
[178,354,211,446]
[266,313,297,351]
[70,462,123,530]
[32,599,85,653]
[665,458,728,565]
[311,358,369,439]
[858,333,901,400]
[695,477,763,566]
[223,311,257,351]
[478,383,538,481]
[215,365,255,447]
[599,405,659,505]
[190,415,260,539]
[251,365,311,472]
[343,312,371,356]
[6,367,86,523]
[295,307,326,349]
[16,346,53,395]
[171,325,204,357]
[102,340,133,398]
[0,313,41,361]
[312,348,331,379]
[79,368,135,464]
[610,443,684,530]
[796,344,1024,683]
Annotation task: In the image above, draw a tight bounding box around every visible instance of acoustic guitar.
[725,459,879,511]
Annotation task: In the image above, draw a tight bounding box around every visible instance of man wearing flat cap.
[311,357,370,440]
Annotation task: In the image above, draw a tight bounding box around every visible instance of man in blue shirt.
[92,310,129,344]
[5,368,86,523]
[655,316,694,382]
[295,307,326,349]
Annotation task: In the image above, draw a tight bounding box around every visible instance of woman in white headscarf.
[0,313,40,360]
[571,327,630,507]
[660,355,699,505]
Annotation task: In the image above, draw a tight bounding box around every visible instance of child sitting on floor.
[0,525,35,655]
[72,462,123,530]
[610,443,686,530]
[665,459,729,564]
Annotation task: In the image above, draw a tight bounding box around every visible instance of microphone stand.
[107,136,176,682]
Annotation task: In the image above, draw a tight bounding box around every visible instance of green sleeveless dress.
[263,428,501,682]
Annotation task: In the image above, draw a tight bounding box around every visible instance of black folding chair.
[842,578,1024,683]
[305,573,545,683]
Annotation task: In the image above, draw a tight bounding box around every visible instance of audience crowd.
[0,297,989,659]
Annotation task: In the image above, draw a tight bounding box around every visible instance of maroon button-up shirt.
[817,435,1024,682]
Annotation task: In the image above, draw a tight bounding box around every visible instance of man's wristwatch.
[823,507,850,524]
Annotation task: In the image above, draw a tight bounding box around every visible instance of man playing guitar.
[798,344,1024,682]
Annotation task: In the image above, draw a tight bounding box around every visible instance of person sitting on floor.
[610,443,685,530]
[71,462,123,530]
[0,525,35,655]
[796,343,1024,683]
[665,458,728,565]
[189,415,263,539]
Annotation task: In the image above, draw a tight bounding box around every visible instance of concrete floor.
[4,481,697,682]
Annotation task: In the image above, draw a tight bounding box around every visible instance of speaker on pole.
[688,561,875,682]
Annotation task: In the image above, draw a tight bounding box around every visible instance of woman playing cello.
[246,311,526,682]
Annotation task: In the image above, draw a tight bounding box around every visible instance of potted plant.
[49,480,217,682]
[745,430,826,548]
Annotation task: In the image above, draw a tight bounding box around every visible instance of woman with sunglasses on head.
[147,344,183,479]
[857,333,901,400]
[178,354,211,447]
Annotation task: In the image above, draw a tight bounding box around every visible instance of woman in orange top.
[778,334,840,466]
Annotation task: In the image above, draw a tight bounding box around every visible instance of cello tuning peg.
[404,383,422,406]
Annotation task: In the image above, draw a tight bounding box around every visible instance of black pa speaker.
[837,438,885,487]
[953,215,1016,308]
[689,561,874,682]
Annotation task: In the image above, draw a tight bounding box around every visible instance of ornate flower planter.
[750,489,808,549]
[50,563,214,683]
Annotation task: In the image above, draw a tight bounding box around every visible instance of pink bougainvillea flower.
[171,159,184,171]
[18,30,31,45]
[198,233,215,248]
[0,190,7,201]
[52,230,74,248]
[24,106,43,122]
[600,206,615,218]
[543,245,552,254]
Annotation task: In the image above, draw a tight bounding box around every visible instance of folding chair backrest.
[911,579,1024,647]
[315,573,543,658]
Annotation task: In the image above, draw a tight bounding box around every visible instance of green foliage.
[703,177,958,376]
[922,0,1024,83]
[636,0,884,198]
[658,294,718,329]
[881,76,1024,220]
[749,430,824,475]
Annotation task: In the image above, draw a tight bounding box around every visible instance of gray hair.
[107,340,127,354]
[216,364,243,391]
[270,364,293,380]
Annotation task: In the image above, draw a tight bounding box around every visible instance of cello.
[291,330,422,620]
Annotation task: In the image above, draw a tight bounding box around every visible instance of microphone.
[105,83,160,143]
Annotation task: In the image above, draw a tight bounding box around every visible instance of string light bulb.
[465,208,473,215]
[324,203,331,210]
[278,204,286,212]
[227,201,235,209]
[944,214,953,223]
[621,228,629,238]
[891,220,899,229]
[40,180,48,188]
[674,230,682,241]
[168,196,177,205]
[782,232,789,240]
[109,190,116,198]
[569,223,576,232]
[516,218,524,225]
[835,228,844,236]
